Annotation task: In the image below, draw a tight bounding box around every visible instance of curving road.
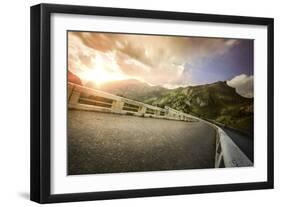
[68,110,217,175]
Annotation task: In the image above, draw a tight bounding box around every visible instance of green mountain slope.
[144,81,253,134]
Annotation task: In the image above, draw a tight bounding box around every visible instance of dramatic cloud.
[68,31,244,87]
[68,34,129,85]
[227,74,253,98]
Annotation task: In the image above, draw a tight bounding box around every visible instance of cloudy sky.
[68,31,254,98]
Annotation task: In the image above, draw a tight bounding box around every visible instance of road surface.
[68,110,217,175]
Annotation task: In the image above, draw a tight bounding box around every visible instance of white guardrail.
[68,82,197,122]
[214,127,253,167]
[68,82,253,168]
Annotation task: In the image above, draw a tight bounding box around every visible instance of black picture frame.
[30,3,274,204]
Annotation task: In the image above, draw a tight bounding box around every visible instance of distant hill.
[85,79,169,102]
[85,79,253,135]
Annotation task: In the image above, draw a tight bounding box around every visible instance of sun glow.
[80,68,124,87]
[78,53,128,87]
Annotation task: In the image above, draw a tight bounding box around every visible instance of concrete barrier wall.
[214,127,253,167]
[68,82,197,122]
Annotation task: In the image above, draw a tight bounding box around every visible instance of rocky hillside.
[144,81,253,135]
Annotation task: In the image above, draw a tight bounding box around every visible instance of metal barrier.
[68,82,197,122]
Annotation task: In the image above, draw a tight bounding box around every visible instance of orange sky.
[68,32,239,86]
[67,31,253,97]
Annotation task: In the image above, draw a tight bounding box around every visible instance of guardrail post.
[111,100,124,113]
[138,106,146,115]
[68,84,74,101]
[68,87,80,105]
[155,110,161,116]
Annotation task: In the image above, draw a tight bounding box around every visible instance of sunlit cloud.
[227,74,254,98]
[68,31,251,91]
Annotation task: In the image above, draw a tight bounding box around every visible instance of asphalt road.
[68,110,217,175]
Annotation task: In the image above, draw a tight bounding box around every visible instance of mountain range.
[83,79,253,135]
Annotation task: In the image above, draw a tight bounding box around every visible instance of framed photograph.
[30,3,274,203]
